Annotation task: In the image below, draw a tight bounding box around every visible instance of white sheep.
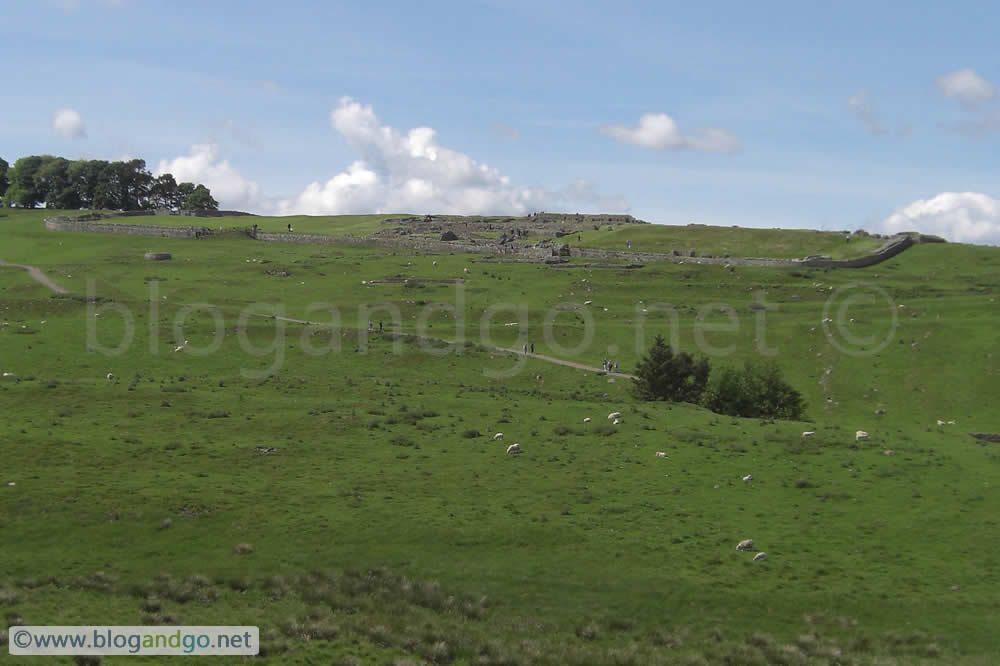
[106,372,113,381]
[584,300,593,305]
[608,411,622,420]
[493,433,504,441]
[583,417,591,423]
[801,431,815,437]
[742,474,753,482]
[855,430,869,441]
[463,267,469,273]
[173,340,189,353]
[432,261,438,266]
[753,552,767,562]
[736,539,754,551]
[613,418,622,425]
[655,451,667,458]
[506,443,521,455]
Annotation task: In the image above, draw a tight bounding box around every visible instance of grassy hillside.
[96,213,409,238]
[1,208,998,664]
[574,223,886,259]
[92,211,890,260]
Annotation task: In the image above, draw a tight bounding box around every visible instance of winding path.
[0,259,69,294]
[253,313,637,379]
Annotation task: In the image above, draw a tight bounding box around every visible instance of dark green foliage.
[183,183,219,211]
[631,334,710,403]
[1,153,214,211]
[702,360,805,420]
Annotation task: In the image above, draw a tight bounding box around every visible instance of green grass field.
[97,211,889,260]
[1,209,998,664]
[573,223,887,259]
[99,213,409,238]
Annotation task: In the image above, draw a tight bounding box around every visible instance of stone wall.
[45,217,211,239]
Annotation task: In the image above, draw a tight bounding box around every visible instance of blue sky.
[3,0,1000,242]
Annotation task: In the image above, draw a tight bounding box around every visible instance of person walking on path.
[530,343,534,353]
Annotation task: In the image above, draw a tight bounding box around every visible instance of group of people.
[522,343,535,355]
[602,359,620,373]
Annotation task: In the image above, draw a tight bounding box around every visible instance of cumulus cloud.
[882,192,1000,244]
[277,97,626,215]
[156,144,272,213]
[52,108,86,139]
[848,90,887,136]
[936,69,996,108]
[599,113,741,153]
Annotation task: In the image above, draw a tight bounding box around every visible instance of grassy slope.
[574,223,886,259]
[0,209,998,664]
[98,213,409,237]
[96,210,887,259]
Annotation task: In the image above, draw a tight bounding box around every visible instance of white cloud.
[52,108,86,139]
[936,69,996,108]
[882,192,1000,244]
[848,90,887,136]
[156,144,272,213]
[600,113,741,153]
[277,96,626,215]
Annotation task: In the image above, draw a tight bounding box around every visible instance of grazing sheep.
[801,431,815,437]
[736,539,754,551]
[583,417,591,423]
[937,419,945,426]
[506,443,521,455]
[432,261,438,266]
[608,412,622,420]
[742,474,753,482]
[613,418,622,425]
[655,451,667,458]
[753,552,767,562]
[463,267,469,273]
[173,339,189,353]
[884,449,895,456]
[584,300,593,305]
[106,372,113,381]
[493,433,504,441]
[856,430,869,441]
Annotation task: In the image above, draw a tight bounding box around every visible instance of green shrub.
[702,360,805,420]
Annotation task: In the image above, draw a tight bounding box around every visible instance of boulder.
[144,252,172,261]
[440,230,459,241]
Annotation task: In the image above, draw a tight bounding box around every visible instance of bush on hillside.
[702,360,805,420]
[631,335,710,403]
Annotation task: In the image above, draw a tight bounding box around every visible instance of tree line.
[632,334,806,420]
[0,154,218,212]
